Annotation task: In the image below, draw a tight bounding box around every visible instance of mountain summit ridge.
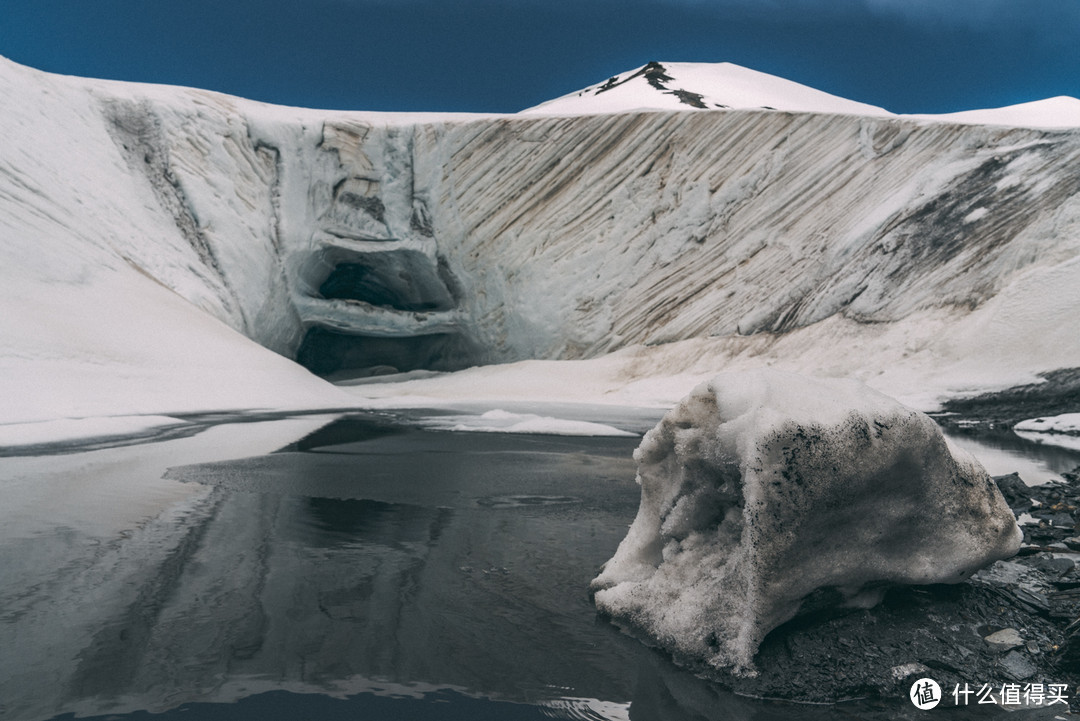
[522,60,1080,129]
[523,60,891,117]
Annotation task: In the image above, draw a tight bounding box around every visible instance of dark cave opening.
[296,327,481,380]
[315,250,456,312]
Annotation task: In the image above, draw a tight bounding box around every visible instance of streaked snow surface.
[3,54,1080,445]
[0,57,351,429]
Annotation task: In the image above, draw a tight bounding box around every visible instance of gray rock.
[591,370,1023,675]
[1031,555,1075,576]
[1012,587,1051,614]
[984,628,1023,653]
[999,650,1037,681]
[994,472,1034,511]
[1045,512,1075,530]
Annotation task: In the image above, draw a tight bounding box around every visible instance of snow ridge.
[2,53,1080,431]
[523,61,892,117]
[524,61,1080,129]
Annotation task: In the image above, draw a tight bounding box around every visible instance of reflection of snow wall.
[4,56,1080,381]
[0,418,642,720]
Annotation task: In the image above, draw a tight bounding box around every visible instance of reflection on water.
[944,429,1080,485]
[0,413,1046,721]
[1,414,648,720]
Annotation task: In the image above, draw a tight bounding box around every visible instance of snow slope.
[920,97,1080,130]
[2,54,1080,439]
[0,57,351,431]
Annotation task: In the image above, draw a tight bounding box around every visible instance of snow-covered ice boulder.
[591,369,1022,674]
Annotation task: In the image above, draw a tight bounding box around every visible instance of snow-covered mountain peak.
[520,60,893,117]
[522,60,1080,129]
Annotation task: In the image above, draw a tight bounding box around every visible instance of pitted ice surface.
[591,369,1022,674]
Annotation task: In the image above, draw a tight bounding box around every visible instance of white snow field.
[1015,413,1080,435]
[1013,413,1080,451]
[590,369,1022,674]
[2,55,1080,446]
[921,96,1080,130]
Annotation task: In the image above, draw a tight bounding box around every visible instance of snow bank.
[591,369,1021,674]
[1015,413,1080,436]
[1013,414,1080,452]
[343,291,1080,416]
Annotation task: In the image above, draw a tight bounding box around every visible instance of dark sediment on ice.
[646,464,1080,712]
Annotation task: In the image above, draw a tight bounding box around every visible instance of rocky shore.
[674,464,1080,714]
[935,369,1080,434]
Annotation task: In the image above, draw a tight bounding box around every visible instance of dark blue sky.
[1,0,1077,114]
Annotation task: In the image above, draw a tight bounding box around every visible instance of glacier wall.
[4,56,1080,383]
[419,112,1080,357]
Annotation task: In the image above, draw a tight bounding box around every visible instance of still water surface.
[1,410,1077,721]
